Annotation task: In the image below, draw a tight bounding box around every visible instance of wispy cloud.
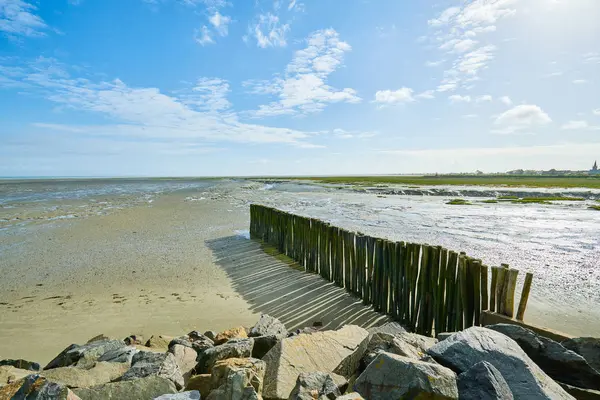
[493,104,552,134]
[499,96,512,106]
[209,11,231,37]
[572,79,588,85]
[0,0,49,38]
[561,120,600,131]
[194,25,214,45]
[374,88,414,105]
[475,94,492,103]
[449,94,471,103]
[243,29,360,117]
[248,13,289,48]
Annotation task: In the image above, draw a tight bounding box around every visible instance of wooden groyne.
[249,204,534,336]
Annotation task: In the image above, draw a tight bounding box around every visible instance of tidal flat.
[1,178,599,363]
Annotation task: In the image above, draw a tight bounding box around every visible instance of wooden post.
[489,267,498,312]
[445,251,458,332]
[472,259,482,327]
[504,269,519,318]
[457,254,468,331]
[516,272,533,321]
[496,265,508,314]
[481,264,489,312]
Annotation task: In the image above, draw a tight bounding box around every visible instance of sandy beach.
[1,179,599,364]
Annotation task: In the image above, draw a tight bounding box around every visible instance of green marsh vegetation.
[446,199,472,205]
[589,205,600,211]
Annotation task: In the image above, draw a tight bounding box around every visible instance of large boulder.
[337,393,364,400]
[0,365,33,387]
[97,346,139,364]
[262,325,369,399]
[146,335,176,351]
[154,391,201,400]
[0,374,81,399]
[427,326,574,399]
[196,338,254,374]
[44,340,126,370]
[288,372,347,400]
[558,383,600,400]
[169,344,198,384]
[40,362,129,388]
[562,337,600,373]
[361,331,437,368]
[73,375,177,400]
[252,335,281,360]
[185,374,212,398]
[488,324,600,390]
[122,351,184,390]
[366,322,406,337]
[457,361,513,400]
[0,359,41,371]
[214,327,248,345]
[249,314,288,338]
[354,352,458,400]
[207,357,266,400]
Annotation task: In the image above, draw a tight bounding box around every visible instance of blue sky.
[1,0,599,177]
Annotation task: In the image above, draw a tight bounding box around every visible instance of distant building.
[591,161,600,175]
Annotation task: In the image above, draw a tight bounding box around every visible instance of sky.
[1,0,599,177]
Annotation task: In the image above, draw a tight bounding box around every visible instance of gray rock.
[558,382,600,400]
[210,357,266,399]
[252,335,280,359]
[0,374,81,399]
[457,361,514,400]
[169,344,199,385]
[44,340,126,370]
[170,336,194,349]
[427,326,573,399]
[562,337,600,373]
[437,332,455,341]
[488,324,600,390]
[288,372,347,400]
[249,314,288,338]
[73,375,177,400]
[207,385,260,400]
[191,335,216,354]
[195,338,254,374]
[0,359,41,371]
[40,361,129,388]
[262,325,369,399]
[360,331,437,369]
[0,365,33,386]
[154,391,201,400]
[203,331,217,341]
[354,352,458,400]
[122,351,184,390]
[336,393,364,400]
[366,321,406,337]
[97,346,139,364]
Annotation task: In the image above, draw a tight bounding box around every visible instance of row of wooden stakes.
[249,204,533,336]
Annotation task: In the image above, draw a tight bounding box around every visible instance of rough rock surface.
[44,340,126,370]
[97,346,139,364]
[288,372,347,400]
[427,326,573,399]
[336,393,364,400]
[122,351,184,390]
[124,334,145,346]
[214,327,249,345]
[437,332,455,342]
[361,331,437,368]
[211,357,266,395]
[0,374,81,399]
[354,352,458,400]
[558,382,600,400]
[366,322,406,337]
[73,375,177,400]
[146,335,176,351]
[169,344,198,384]
[488,324,600,390]
[252,335,280,360]
[41,361,129,388]
[0,365,33,387]
[154,390,201,400]
[185,374,212,399]
[457,361,513,400]
[262,325,369,400]
[196,338,254,374]
[249,314,287,338]
[204,331,217,342]
[0,359,41,371]
[562,337,600,373]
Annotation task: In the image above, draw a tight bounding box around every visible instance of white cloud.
[416,90,435,100]
[543,71,563,78]
[249,13,289,48]
[194,25,214,45]
[493,104,552,134]
[244,29,360,117]
[178,77,231,112]
[425,60,445,67]
[449,94,471,103]
[374,88,414,105]
[583,52,600,64]
[428,6,460,27]
[440,38,478,53]
[0,0,48,37]
[332,128,377,139]
[475,94,492,103]
[208,11,231,36]
[499,96,512,106]
[561,120,588,130]
[572,79,588,85]
[594,108,600,116]
[462,114,478,119]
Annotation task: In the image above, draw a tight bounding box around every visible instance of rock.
[40,362,129,388]
[354,352,458,400]
[361,331,437,369]
[122,351,184,390]
[207,385,260,400]
[427,326,573,399]
[437,332,455,342]
[336,393,364,400]
[204,331,217,341]
[169,344,198,384]
[262,325,369,399]
[0,359,41,371]
[86,334,111,344]
[249,314,287,338]
[170,336,194,349]
[211,358,266,396]
[73,375,177,400]
[457,361,513,400]
[0,374,81,399]
[559,382,600,400]
[288,372,347,400]
[154,391,201,400]
[196,338,254,374]
[44,340,126,370]
[488,324,600,390]
[252,335,280,360]
[0,365,33,386]
[562,337,600,373]
[366,322,406,337]
[185,374,212,399]
[214,327,248,345]
[146,335,175,350]
[287,327,319,337]
[124,334,145,346]
[97,346,139,364]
